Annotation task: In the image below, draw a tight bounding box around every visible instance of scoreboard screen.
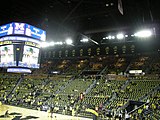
[25,24,46,41]
[19,45,40,68]
[0,40,40,68]
[0,45,16,67]
[0,22,43,69]
[0,22,46,41]
[0,23,13,36]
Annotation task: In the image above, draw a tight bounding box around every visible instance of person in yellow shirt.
[47,108,51,117]
[138,108,143,120]
[72,109,75,116]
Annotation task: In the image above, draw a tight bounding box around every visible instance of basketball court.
[0,104,92,120]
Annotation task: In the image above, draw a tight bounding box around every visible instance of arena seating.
[50,78,93,114]
[118,80,160,101]
[10,77,50,109]
[0,73,20,102]
[149,55,160,74]
[0,53,160,119]
[128,89,160,120]
[64,59,89,75]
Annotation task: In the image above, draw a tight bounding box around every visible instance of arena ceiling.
[0,0,160,43]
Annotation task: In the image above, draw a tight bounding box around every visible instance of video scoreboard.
[0,37,40,68]
[0,22,46,71]
[0,22,46,41]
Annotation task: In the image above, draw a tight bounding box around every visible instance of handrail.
[128,102,147,115]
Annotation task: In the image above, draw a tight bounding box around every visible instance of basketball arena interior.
[0,0,160,120]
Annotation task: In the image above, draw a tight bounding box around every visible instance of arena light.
[80,38,89,42]
[134,29,152,38]
[116,33,124,39]
[107,35,115,40]
[40,42,49,48]
[55,41,63,45]
[125,35,128,37]
[41,41,64,48]
[50,42,55,46]
[65,38,73,45]
[108,36,112,39]
[111,36,115,39]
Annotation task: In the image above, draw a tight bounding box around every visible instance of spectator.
[4,110,9,118]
